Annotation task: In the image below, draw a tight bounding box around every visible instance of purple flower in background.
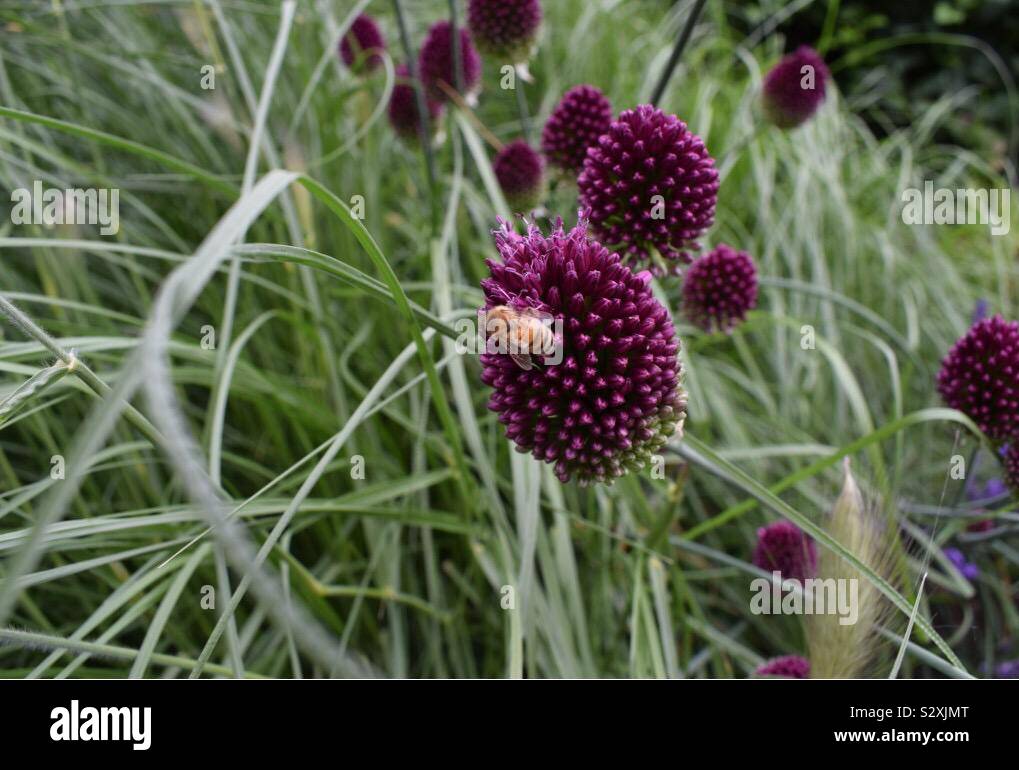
[966,517,995,533]
[761,46,830,129]
[936,315,1019,442]
[965,476,1006,531]
[681,244,759,333]
[493,140,546,212]
[995,659,1019,678]
[578,104,719,274]
[983,477,1008,498]
[339,14,386,71]
[418,21,482,102]
[756,655,810,679]
[944,547,979,581]
[541,85,614,175]
[973,298,989,324]
[753,521,817,583]
[467,0,542,64]
[387,65,444,142]
[479,216,687,485]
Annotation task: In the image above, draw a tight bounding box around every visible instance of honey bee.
[484,304,556,371]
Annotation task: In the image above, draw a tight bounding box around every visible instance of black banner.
[2,679,1007,755]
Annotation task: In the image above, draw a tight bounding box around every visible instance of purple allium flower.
[339,14,386,72]
[418,21,482,102]
[577,104,719,274]
[493,140,546,212]
[944,547,979,581]
[1004,443,1019,494]
[753,521,817,583]
[387,64,444,142]
[479,216,687,485]
[755,655,810,679]
[467,0,542,63]
[541,85,613,175]
[681,244,758,333]
[761,45,830,129]
[936,315,1019,442]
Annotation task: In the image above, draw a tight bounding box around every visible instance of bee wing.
[510,352,535,371]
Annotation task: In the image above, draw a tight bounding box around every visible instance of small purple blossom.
[981,477,1007,498]
[577,104,719,275]
[966,476,1006,531]
[681,244,758,333]
[387,64,444,142]
[753,521,817,583]
[973,299,989,324]
[944,547,979,581]
[541,85,613,175]
[339,14,386,72]
[755,655,810,679]
[418,21,482,102]
[762,46,830,129]
[479,215,687,485]
[493,140,545,212]
[467,0,542,63]
[995,659,1019,678]
[936,315,1019,442]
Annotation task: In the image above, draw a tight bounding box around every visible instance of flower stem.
[515,74,532,143]
[448,0,463,93]
[650,0,708,106]
[391,0,439,231]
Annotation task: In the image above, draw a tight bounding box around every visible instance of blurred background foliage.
[744,0,1018,174]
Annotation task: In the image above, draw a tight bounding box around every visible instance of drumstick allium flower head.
[755,655,810,679]
[681,244,758,333]
[762,45,830,128]
[936,315,1019,442]
[493,140,546,212]
[418,21,482,102]
[480,215,687,485]
[578,105,719,275]
[467,0,542,64]
[753,521,817,583]
[387,65,444,142]
[339,14,386,72]
[541,84,613,175]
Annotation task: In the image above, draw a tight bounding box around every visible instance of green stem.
[650,0,708,106]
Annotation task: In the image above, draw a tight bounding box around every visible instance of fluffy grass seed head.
[806,460,898,678]
[339,14,386,72]
[578,104,719,275]
[541,84,613,175]
[479,215,687,485]
[467,0,542,64]
[493,140,546,212]
[755,655,810,679]
[937,315,1019,442]
[762,45,830,129]
[682,244,758,333]
[387,64,445,142]
[419,20,482,102]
